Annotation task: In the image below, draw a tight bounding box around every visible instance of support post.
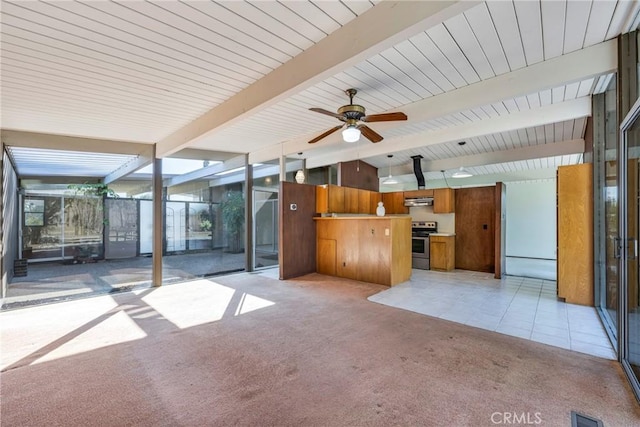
[245,156,253,272]
[152,149,163,286]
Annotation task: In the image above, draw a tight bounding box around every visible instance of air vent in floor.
[571,411,604,427]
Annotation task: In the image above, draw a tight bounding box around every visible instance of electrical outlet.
[385,228,390,236]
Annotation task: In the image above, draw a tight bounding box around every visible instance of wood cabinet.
[315,216,412,286]
[382,191,409,214]
[430,235,455,271]
[316,184,345,213]
[344,186,359,214]
[434,188,455,213]
[369,191,382,214]
[404,189,434,198]
[317,238,336,276]
[557,163,593,306]
[358,189,371,214]
[317,185,381,215]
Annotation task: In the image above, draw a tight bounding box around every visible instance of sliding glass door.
[621,97,640,400]
[253,187,278,270]
[599,80,619,345]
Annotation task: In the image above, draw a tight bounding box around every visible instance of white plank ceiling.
[1,0,639,180]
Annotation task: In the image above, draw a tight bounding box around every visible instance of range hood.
[404,197,434,207]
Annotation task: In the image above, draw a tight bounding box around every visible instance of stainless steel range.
[411,221,437,270]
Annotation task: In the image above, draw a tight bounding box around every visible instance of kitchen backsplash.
[409,206,455,233]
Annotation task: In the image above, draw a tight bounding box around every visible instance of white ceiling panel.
[0,0,629,181]
[486,1,526,70]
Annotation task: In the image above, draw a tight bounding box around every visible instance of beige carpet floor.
[1,272,639,426]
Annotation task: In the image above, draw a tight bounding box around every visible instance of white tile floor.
[369,269,616,360]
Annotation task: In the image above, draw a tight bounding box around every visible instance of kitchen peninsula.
[314,215,411,286]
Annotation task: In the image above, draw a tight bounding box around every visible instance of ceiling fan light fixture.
[342,126,361,143]
[451,166,473,179]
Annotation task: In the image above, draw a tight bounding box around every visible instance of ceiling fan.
[307,88,407,144]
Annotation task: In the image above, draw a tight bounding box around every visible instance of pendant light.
[451,141,473,178]
[451,166,472,178]
[382,154,398,185]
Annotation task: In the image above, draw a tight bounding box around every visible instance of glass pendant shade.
[342,126,361,143]
[451,166,472,178]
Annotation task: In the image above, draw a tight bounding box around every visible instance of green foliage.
[199,219,212,232]
[220,191,245,252]
[67,183,118,198]
[66,182,116,231]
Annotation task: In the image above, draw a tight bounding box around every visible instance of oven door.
[411,236,429,259]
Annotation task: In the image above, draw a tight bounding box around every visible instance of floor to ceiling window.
[22,193,103,262]
[621,97,640,399]
[595,77,619,346]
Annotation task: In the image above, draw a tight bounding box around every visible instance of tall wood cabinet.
[557,163,593,306]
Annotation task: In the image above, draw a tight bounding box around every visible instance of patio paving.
[2,250,277,310]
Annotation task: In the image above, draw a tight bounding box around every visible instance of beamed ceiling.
[1,1,639,184]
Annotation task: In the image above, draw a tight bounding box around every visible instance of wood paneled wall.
[338,160,379,192]
[279,181,317,280]
[455,186,496,273]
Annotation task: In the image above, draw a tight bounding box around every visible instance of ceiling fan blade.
[308,125,343,144]
[362,112,407,122]
[358,125,383,143]
[309,108,346,121]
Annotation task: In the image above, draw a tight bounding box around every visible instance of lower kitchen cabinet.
[317,238,337,276]
[430,235,455,271]
[315,216,411,286]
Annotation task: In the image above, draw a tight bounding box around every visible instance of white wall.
[408,206,455,233]
[505,179,556,280]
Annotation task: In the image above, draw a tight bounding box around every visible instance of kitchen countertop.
[430,232,456,236]
[313,215,411,220]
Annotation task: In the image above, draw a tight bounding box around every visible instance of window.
[24,199,45,226]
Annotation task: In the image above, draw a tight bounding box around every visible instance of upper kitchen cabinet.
[382,191,409,214]
[344,186,360,214]
[434,188,455,214]
[358,189,376,215]
[316,185,380,214]
[404,189,434,198]
[316,184,345,213]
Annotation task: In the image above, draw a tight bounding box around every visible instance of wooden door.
[455,187,495,272]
